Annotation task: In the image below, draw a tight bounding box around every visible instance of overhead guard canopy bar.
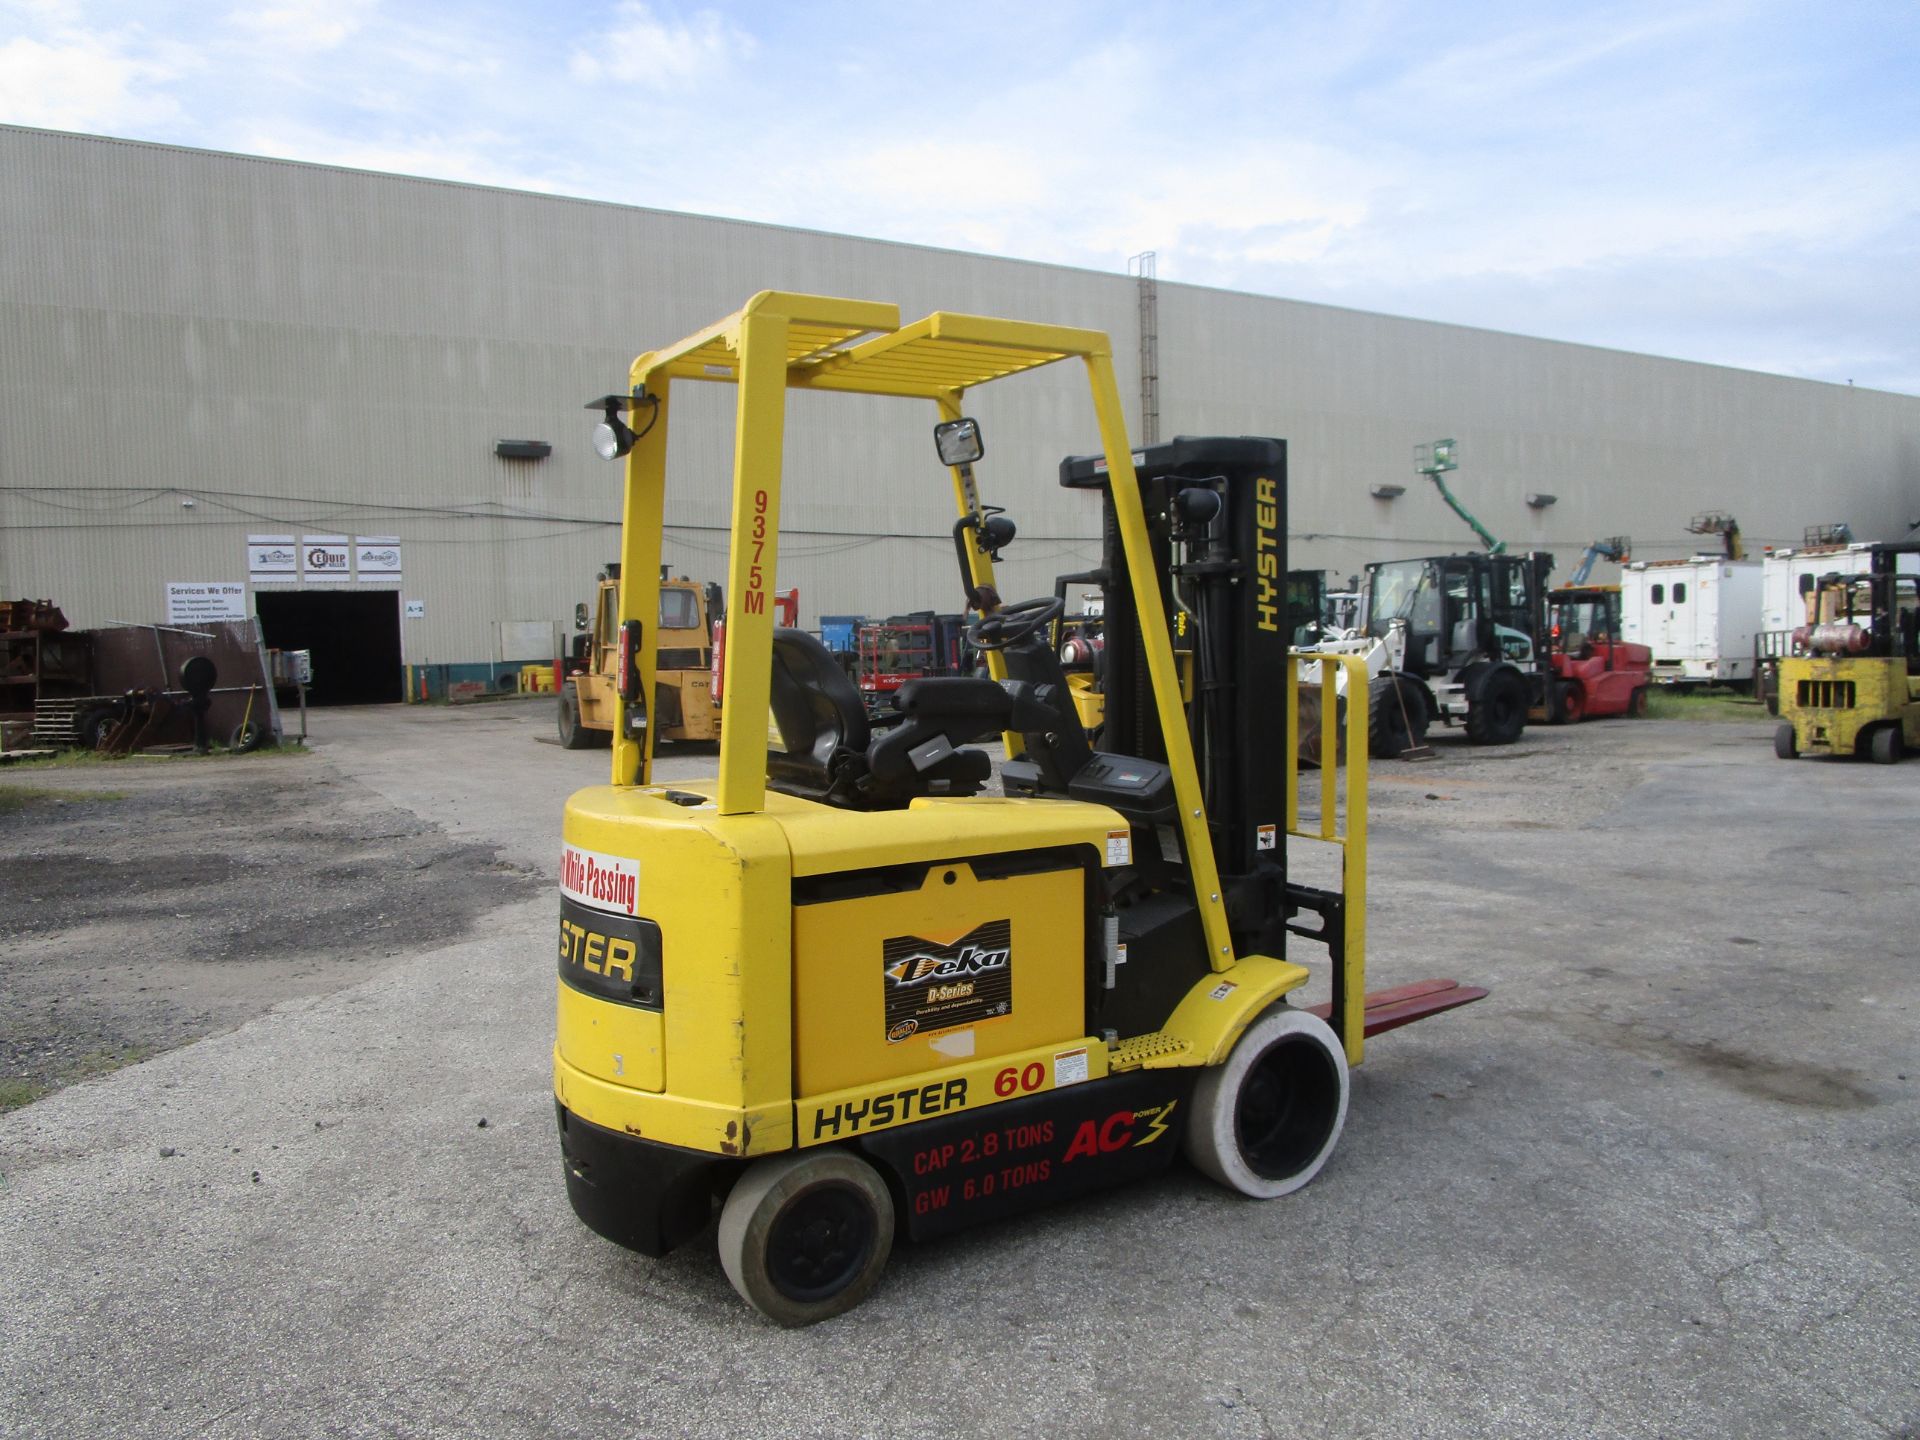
[633,291,1107,401]
[614,290,1232,969]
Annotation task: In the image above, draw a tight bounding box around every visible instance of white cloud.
[0,33,183,130]
[229,0,379,52]
[569,2,755,89]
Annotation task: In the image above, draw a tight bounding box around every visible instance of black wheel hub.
[767,1182,875,1303]
[1236,1038,1339,1181]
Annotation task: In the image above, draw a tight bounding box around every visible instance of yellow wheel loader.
[556,294,1487,1326]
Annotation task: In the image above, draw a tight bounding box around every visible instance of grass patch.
[0,1047,159,1114]
[0,1078,46,1112]
[1644,686,1768,722]
[1,742,308,772]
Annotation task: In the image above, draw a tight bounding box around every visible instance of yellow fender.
[1153,953,1312,1068]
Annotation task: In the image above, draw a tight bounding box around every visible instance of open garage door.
[255,590,403,705]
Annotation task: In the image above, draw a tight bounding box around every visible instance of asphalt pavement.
[1,699,1914,1439]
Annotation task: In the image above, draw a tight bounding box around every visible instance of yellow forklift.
[559,568,724,749]
[1773,540,1920,764]
[556,293,1486,1324]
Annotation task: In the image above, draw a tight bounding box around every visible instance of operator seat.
[766,629,870,806]
[766,632,1024,810]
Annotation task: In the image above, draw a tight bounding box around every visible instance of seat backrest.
[768,629,869,781]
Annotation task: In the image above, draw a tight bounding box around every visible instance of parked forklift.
[1546,586,1652,721]
[1545,537,1652,721]
[556,294,1486,1325]
[1773,540,1920,763]
[1361,550,1556,755]
[559,567,724,748]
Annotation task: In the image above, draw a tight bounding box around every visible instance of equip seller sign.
[302,535,351,577]
[560,844,640,917]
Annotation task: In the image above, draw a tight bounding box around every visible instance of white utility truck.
[1621,556,1763,687]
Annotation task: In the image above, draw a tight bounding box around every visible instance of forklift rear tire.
[1464,671,1527,745]
[1186,1007,1349,1199]
[1629,687,1650,718]
[718,1150,894,1327]
[1773,723,1798,760]
[1868,725,1902,765]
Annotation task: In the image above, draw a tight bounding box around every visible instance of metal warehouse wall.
[3,124,1916,671]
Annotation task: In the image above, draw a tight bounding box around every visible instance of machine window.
[658,589,701,629]
[1651,584,1664,604]
[1674,583,1688,603]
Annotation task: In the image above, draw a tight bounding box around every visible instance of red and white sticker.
[1055,1048,1089,1086]
[561,843,640,916]
[1104,829,1132,867]
[1256,823,1277,852]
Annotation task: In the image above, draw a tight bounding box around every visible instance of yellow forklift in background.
[1774,540,1920,764]
[559,569,724,748]
[555,293,1486,1325]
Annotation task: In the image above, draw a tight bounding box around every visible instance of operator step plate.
[1107,1031,1192,1070]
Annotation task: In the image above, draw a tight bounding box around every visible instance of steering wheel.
[968,595,1064,651]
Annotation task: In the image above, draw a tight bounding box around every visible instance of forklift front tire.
[1186,1007,1349,1199]
[718,1150,895,1327]
[1773,723,1798,760]
[1868,725,1902,765]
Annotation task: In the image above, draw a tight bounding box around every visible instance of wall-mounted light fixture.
[1370,483,1406,501]
[1526,492,1558,509]
[495,439,552,460]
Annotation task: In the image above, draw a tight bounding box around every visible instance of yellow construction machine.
[1774,540,1920,763]
[555,293,1486,1325]
[559,569,722,748]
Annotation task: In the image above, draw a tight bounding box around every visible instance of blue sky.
[4,0,1917,393]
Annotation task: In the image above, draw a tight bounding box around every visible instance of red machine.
[1547,586,1652,720]
[855,619,935,717]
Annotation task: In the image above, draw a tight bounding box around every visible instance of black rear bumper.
[556,1102,738,1257]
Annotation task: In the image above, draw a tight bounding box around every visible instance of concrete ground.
[1,698,1915,1439]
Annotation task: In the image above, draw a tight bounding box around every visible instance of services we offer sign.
[165,582,247,625]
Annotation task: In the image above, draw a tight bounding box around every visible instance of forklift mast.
[1062,436,1292,940]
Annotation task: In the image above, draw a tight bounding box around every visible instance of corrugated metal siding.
[3,123,1916,669]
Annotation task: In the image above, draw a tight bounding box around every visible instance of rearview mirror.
[934,417,983,467]
[574,603,589,631]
